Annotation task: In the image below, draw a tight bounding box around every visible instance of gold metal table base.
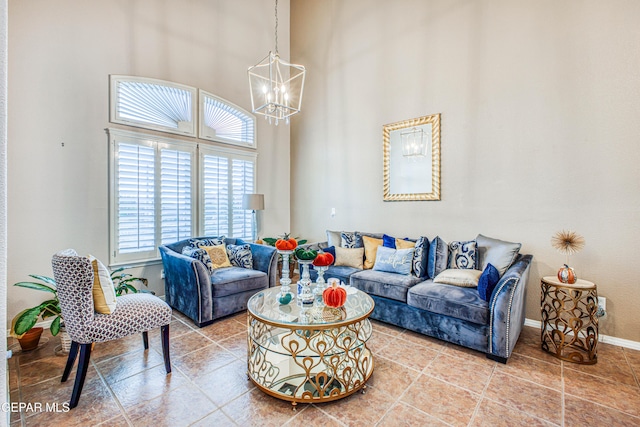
[540,277,598,364]
[247,311,374,406]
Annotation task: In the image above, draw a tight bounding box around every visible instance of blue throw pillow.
[373,246,415,275]
[427,236,448,279]
[478,263,500,302]
[322,246,336,265]
[382,234,396,248]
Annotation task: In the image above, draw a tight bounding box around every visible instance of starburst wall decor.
[551,230,585,284]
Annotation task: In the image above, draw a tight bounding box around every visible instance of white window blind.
[111,76,197,137]
[160,146,193,244]
[199,90,256,148]
[200,147,256,240]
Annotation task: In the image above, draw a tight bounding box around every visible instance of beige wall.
[7,1,291,324]
[291,0,640,341]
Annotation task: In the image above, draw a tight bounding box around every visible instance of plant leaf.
[50,316,61,336]
[125,284,138,293]
[14,307,41,336]
[28,275,57,286]
[13,281,56,293]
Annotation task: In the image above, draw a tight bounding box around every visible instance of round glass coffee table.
[246,286,375,408]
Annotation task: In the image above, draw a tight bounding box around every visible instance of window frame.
[198,89,257,149]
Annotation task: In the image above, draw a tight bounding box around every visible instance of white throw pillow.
[433,268,482,288]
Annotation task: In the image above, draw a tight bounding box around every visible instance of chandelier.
[248,0,306,125]
[401,127,428,158]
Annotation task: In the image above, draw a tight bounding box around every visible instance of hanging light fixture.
[248,0,306,125]
[401,127,428,158]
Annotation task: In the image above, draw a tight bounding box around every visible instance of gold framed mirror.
[383,113,441,201]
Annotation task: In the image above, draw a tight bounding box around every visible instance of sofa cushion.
[210,267,268,297]
[407,280,490,325]
[182,246,214,273]
[341,232,363,248]
[190,236,226,248]
[476,234,522,277]
[226,244,253,269]
[202,245,232,269]
[478,263,500,302]
[427,236,448,279]
[448,240,477,269]
[363,236,383,269]
[89,255,117,314]
[334,246,364,269]
[395,239,416,250]
[382,234,396,248]
[434,268,482,287]
[373,246,415,275]
[311,265,360,284]
[351,269,423,303]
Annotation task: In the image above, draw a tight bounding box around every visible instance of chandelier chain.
[274,0,279,54]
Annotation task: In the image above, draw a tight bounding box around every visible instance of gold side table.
[541,276,598,364]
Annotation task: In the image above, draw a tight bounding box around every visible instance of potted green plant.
[110,267,149,296]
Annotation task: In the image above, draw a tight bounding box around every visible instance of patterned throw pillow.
[227,244,253,269]
[412,236,430,278]
[182,246,214,273]
[189,236,226,249]
[341,232,363,248]
[427,236,448,279]
[372,246,415,275]
[201,245,232,269]
[448,240,477,269]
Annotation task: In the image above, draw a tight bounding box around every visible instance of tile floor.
[7,313,640,426]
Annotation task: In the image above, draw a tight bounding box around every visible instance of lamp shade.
[242,194,264,211]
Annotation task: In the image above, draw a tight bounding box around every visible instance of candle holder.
[297,260,315,306]
[276,250,294,304]
[313,266,328,307]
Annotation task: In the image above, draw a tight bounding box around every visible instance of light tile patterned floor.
[7,314,640,426]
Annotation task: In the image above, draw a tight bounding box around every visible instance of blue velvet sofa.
[159,237,278,327]
[308,233,532,363]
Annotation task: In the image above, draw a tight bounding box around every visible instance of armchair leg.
[142,331,149,350]
[161,324,171,374]
[69,343,92,409]
[62,341,79,383]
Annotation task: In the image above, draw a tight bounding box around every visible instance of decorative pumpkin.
[294,247,318,261]
[313,252,334,267]
[322,282,347,308]
[275,233,298,251]
[557,264,577,284]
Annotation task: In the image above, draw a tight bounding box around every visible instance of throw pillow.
[412,236,430,278]
[88,255,117,314]
[201,245,232,269]
[427,236,448,279]
[372,246,415,275]
[382,234,396,248]
[226,244,253,269]
[334,246,365,269]
[448,240,477,269]
[478,263,500,301]
[190,236,225,248]
[476,234,522,277]
[433,268,482,288]
[321,246,336,265]
[341,232,363,248]
[362,235,383,269]
[182,246,214,273]
[326,230,343,248]
[395,239,416,250]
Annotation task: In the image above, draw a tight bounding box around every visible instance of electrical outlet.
[597,296,606,318]
[330,208,336,218]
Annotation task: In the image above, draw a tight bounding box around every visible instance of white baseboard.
[524,318,640,351]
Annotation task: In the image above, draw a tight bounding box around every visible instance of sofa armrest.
[247,243,278,288]
[488,254,533,361]
[159,245,213,326]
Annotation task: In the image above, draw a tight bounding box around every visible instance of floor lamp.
[242,194,264,242]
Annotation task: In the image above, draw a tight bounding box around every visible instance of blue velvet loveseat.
[308,232,532,363]
[159,237,278,327]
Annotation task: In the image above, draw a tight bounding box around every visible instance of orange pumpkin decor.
[313,252,334,267]
[557,264,577,284]
[275,233,298,251]
[323,282,347,308]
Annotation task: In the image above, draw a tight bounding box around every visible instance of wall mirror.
[383,113,441,201]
